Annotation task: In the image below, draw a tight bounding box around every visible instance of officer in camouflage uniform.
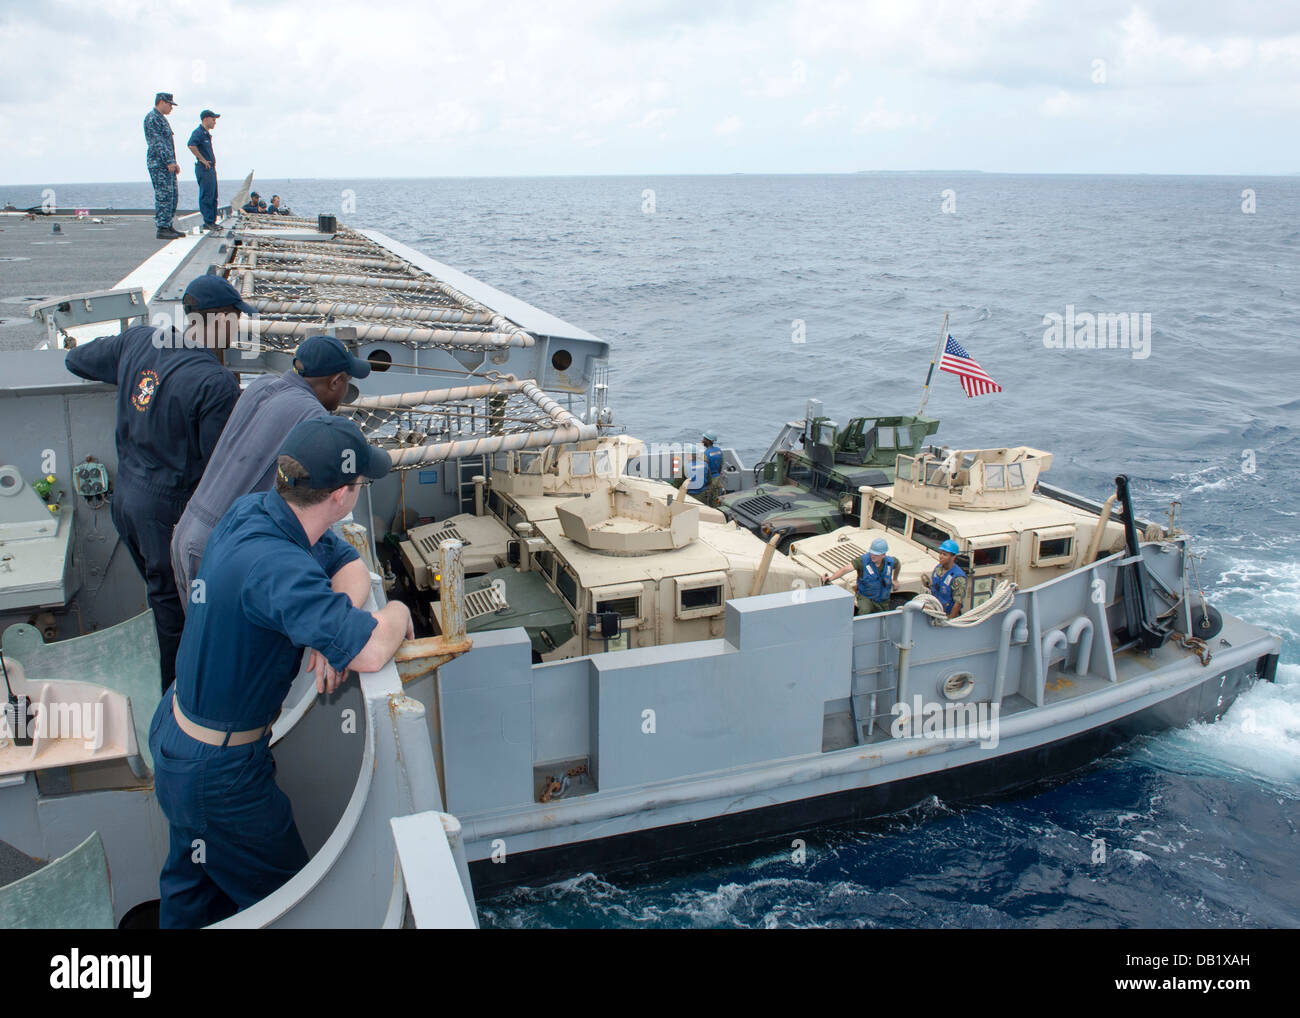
[823,536,899,614]
[700,431,725,508]
[929,539,967,619]
[145,92,182,239]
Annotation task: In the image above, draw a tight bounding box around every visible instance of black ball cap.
[278,417,391,489]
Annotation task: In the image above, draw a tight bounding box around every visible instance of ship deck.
[0,214,172,351]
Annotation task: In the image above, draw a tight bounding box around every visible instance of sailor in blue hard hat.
[929,538,966,619]
[149,415,411,928]
[64,273,250,692]
[695,430,725,508]
[823,535,900,615]
[170,334,374,604]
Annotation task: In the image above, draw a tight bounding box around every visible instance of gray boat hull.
[468,649,1276,893]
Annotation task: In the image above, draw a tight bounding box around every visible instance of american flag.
[939,334,1001,398]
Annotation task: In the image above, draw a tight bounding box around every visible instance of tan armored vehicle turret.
[457,476,820,660]
[397,434,725,594]
[790,445,1130,612]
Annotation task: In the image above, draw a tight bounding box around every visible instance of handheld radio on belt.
[1,651,34,747]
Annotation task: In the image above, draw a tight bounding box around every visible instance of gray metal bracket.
[28,288,148,346]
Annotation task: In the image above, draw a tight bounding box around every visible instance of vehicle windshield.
[786,459,814,486]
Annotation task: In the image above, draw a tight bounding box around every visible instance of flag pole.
[916,311,949,416]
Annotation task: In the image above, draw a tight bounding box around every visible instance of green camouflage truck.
[720,413,939,550]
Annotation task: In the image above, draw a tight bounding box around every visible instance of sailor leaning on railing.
[63,275,250,692]
[146,416,411,929]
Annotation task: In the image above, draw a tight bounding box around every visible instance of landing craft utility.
[0,205,1281,926]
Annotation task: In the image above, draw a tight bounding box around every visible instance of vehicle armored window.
[675,572,727,620]
[556,565,579,608]
[535,548,555,579]
[871,500,908,533]
[972,544,1009,569]
[911,520,952,552]
[787,459,814,485]
[489,491,505,520]
[1032,527,1075,566]
[596,596,640,621]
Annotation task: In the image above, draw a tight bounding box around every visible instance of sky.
[1,0,1298,183]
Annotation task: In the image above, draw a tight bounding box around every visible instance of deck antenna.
[916,311,949,416]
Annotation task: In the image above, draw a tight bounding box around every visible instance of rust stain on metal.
[396,635,473,683]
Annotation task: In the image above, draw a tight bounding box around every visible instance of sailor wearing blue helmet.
[697,430,725,508]
[823,535,900,615]
[930,538,966,619]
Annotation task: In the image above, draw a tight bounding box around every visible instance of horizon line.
[4,169,1299,189]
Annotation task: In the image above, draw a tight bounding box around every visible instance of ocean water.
[10,172,1297,927]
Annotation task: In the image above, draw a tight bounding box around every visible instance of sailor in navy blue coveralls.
[148,416,405,928]
[187,109,220,228]
[64,275,251,691]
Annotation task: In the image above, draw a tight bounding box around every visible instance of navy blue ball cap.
[278,416,391,489]
[183,275,256,315]
[294,334,372,379]
[155,92,176,104]
[200,109,219,119]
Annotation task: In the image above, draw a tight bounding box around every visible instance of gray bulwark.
[0,831,114,929]
[432,586,854,812]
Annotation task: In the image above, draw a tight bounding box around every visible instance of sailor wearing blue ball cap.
[149,414,411,928]
[823,535,900,615]
[65,273,249,691]
[170,334,374,603]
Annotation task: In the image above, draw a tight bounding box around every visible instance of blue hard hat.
[870,537,888,555]
[938,539,959,555]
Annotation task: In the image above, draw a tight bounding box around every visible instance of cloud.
[0,0,1297,180]
[1039,90,1083,118]
[853,98,930,132]
[801,103,845,127]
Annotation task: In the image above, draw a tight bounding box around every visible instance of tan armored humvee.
[399,435,727,593]
[789,446,1129,612]
[407,442,822,659]
[491,480,821,659]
